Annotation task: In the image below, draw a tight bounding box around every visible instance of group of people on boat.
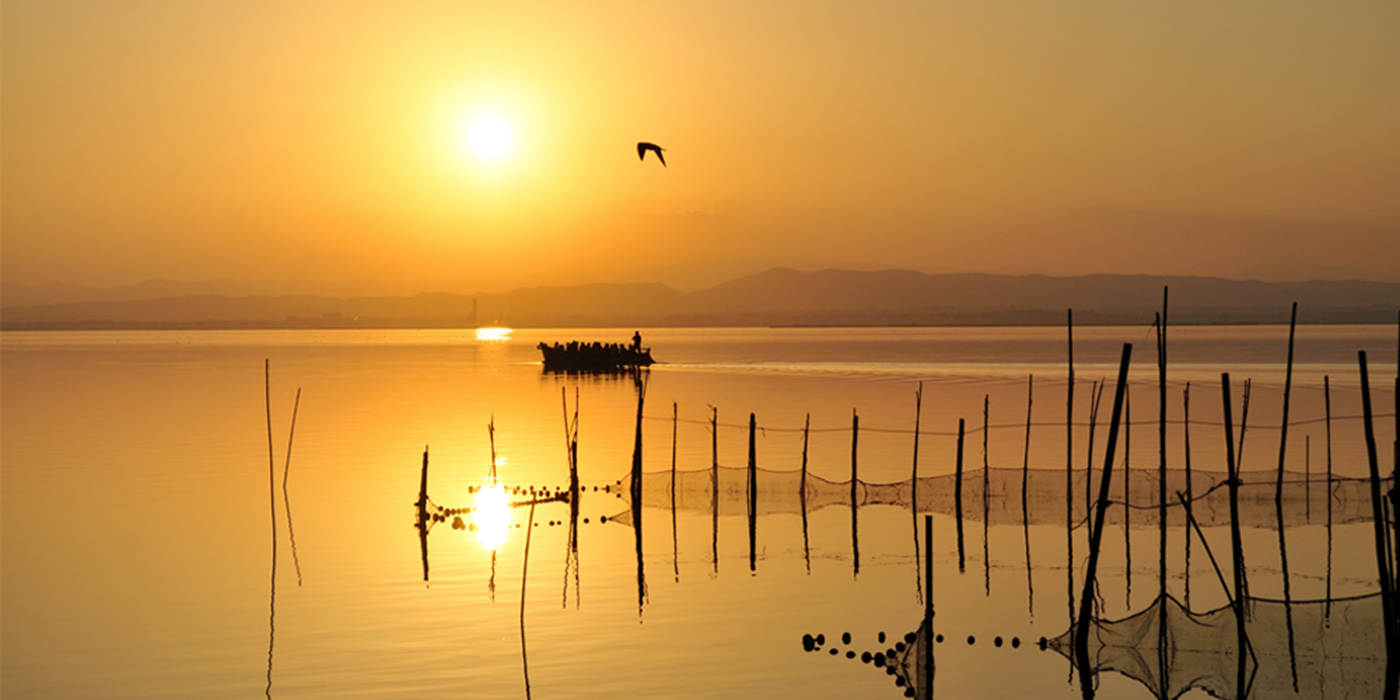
[539,335,645,357]
[537,332,652,369]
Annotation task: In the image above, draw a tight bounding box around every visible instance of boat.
[537,339,655,372]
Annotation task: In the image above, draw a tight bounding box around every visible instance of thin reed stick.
[1022,374,1034,617]
[520,498,537,700]
[913,384,924,605]
[802,413,811,575]
[983,395,991,596]
[264,360,277,700]
[851,409,860,578]
[1184,382,1192,608]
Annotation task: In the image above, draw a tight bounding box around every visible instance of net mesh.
[614,465,1384,530]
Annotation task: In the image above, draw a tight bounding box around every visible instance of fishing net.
[1044,592,1388,700]
[617,465,1385,530]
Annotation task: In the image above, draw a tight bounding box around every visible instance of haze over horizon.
[5,1,1399,296]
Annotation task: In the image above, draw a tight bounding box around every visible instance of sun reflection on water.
[473,483,511,550]
[475,327,512,343]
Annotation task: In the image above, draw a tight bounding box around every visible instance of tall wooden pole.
[1075,343,1133,699]
[1360,352,1399,700]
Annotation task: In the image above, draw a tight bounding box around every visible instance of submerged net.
[1044,592,1388,700]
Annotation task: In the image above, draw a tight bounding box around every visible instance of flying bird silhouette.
[636,141,666,167]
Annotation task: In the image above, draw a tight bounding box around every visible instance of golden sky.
[4,0,1398,293]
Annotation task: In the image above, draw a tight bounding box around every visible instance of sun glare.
[473,483,511,551]
[465,115,513,161]
[475,327,512,342]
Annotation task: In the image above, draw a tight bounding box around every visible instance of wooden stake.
[711,406,718,574]
[1360,351,1399,699]
[1221,373,1249,700]
[1325,375,1334,619]
[1276,303,1300,691]
[983,395,991,596]
[955,417,966,572]
[1066,309,1076,632]
[924,514,935,700]
[1075,343,1133,699]
[748,412,757,573]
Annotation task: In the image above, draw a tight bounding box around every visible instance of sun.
[464,115,513,161]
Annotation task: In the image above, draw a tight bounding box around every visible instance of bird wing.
[636,141,666,166]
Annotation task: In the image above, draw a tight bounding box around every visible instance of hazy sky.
[4,0,1398,294]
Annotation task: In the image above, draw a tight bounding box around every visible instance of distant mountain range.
[3,269,1397,329]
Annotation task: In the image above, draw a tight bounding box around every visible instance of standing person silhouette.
[632,331,642,351]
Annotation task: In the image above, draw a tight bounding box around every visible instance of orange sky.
[4,1,1398,294]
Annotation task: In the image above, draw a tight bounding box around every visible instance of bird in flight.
[636,141,666,167]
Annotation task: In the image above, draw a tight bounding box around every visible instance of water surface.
[3,325,1396,698]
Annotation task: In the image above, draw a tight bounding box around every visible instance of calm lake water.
[2,325,1396,699]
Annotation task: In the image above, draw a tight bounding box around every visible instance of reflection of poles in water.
[1275,302,1300,692]
[1124,384,1132,609]
[851,409,860,579]
[982,395,991,597]
[710,407,719,575]
[561,388,580,609]
[489,416,498,484]
[1176,491,1237,611]
[923,514,934,700]
[913,383,924,605]
[1085,380,1105,541]
[1065,309,1076,642]
[519,499,537,700]
[1305,435,1312,520]
[955,418,966,572]
[283,389,303,587]
[1183,383,1193,609]
[1359,351,1399,699]
[672,403,679,583]
[262,363,301,699]
[1221,373,1250,700]
[264,360,277,700]
[801,413,811,575]
[1075,343,1132,700]
[1021,375,1034,618]
[489,417,500,602]
[747,413,757,573]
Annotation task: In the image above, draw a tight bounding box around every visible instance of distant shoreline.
[4,268,1396,331]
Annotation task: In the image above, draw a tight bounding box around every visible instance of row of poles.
[413,296,1398,700]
